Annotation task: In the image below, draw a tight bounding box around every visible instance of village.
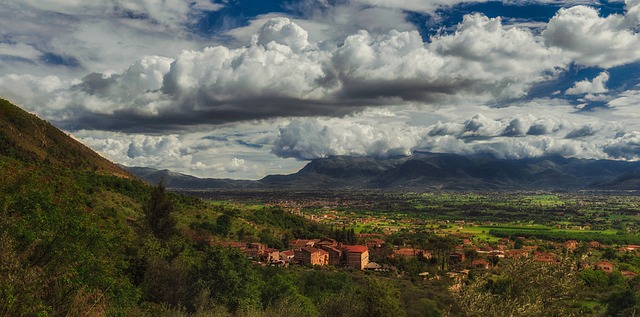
[213,227,640,290]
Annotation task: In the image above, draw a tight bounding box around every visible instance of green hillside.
[0,98,131,178]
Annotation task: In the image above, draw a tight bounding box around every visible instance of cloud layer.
[2,0,640,179]
[272,104,637,162]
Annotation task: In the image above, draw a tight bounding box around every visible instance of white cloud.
[0,15,561,132]
[10,1,640,133]
[0,0,218,76]
[72,123,307,179]
[273,116,424,159]
[270,101,633,162]
[565,71,610,95]
[14,0,223,31]
[606,87,640,124]
[543,1,640,68]
[0,43,41,61]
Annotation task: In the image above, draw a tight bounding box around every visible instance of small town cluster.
[215,232,640,284]
[217,238,373,270]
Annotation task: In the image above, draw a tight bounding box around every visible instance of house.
[364,262,383,271]
[319,244,343,266]
[394,248,417,257]
[621,245,640,252]
[622,271,638,279]
[507,249,529,258]
[471,259,490,269]
[534,252,558,264]
[316,238,338,248]
[366,238,386,249]
[245,242,267,258]
[595,261,614,273]
[562,240,578,251]
[588,241,601,249]
[262,248,280,263]
[343,245,369,270]
[295,247,329,266]
[280,250,295,263]
[449,252,465,264]
[289,239,317,249]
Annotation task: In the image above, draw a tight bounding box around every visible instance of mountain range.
[124,152,640,191]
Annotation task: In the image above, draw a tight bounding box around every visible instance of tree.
[363,277,405,317]
[215,212,233,237]
[605,287,640,317]
[145,180,176,241]
[194,247,262,312]
[456,256,581,317]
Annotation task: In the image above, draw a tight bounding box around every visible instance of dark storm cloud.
[55,96,362,133]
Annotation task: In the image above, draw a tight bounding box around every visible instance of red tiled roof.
[343,245,368,253]
[300,247,328,255]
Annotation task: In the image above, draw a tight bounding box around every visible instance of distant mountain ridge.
[123,166,258,189]
[125,152,640,191]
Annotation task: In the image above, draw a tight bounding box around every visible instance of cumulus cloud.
[7,3,640,132]
[271,106,633,162]
[543,0,640,68]
[74,126,306,179]
[0,0,218,76]
[604,131,640,159]
[11,0,223,31]
[565,71,610,95]
[273,116,424,159]
[7,13,576,132]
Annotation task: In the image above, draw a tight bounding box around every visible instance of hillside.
[0,98,132,178]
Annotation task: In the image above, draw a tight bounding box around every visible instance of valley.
[178,189,640,316]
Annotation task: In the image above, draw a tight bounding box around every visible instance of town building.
[595,261,614,273]
[343,245,369,270]
[295,247,329,266]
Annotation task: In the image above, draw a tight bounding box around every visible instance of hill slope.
[0,98,132,178]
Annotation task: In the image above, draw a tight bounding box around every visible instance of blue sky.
[1,0,640,179]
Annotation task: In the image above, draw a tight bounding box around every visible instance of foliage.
[456,256,582,317]
[604,287,640,316]
[488,228,640,245]
[194,246,263,312]
[145,181,177,240]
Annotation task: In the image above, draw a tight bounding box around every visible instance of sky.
[1,0,640,179]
